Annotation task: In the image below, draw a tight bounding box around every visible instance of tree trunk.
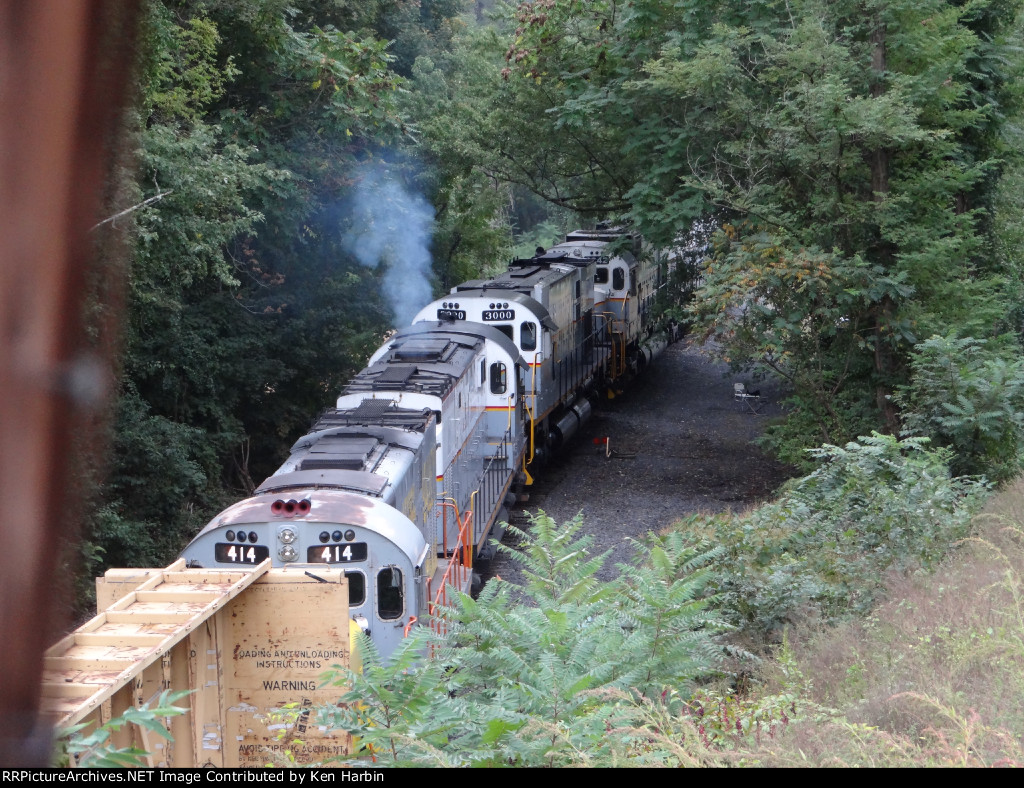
[869,17,901,432]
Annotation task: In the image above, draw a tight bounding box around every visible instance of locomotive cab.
[179,489,440,660]
[413,256,607,477]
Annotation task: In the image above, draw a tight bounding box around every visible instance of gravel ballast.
[482,336,793,585]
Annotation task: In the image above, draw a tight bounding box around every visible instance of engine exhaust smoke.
[341,164,435,327]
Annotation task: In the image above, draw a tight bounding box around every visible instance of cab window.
[495,324,513,342]
[490,362,508,394]
[613,267,625,291]
[345,571,366,607]
[377,567,403,620]
[521,321,537,351]
[595,267,609,284]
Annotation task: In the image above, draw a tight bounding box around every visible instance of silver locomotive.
[179,227,666,660]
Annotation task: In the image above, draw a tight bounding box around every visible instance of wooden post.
[0,0,140,767]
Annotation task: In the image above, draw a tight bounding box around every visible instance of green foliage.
[479,0,651,222]
[228,24,406,149]
[319,512,734,766]
[897,333,1024,483]
[134,121,285,292]
[431,513,650,767]
[57,690,190,768]
[508,216,573,259]
[311,474,992,766]
[142,4,237,122]
[89,389,211,568]
[703,433,986,638]
[315,489,996,766]
[317,631,452,764]
[613,531,734,698]
[483,0,1022,466]
[499,510,610,607]
[694,226,914,463]
[401,41,516,288]
[665,0,1015,457]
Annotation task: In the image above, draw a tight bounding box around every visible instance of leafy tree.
[402,42,517,287]
[897,333,1024,482]
[483,0,1023,464]
[641,0,1017,440]
[693,227,913,465]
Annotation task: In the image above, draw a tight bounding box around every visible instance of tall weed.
[740,476,1024,766]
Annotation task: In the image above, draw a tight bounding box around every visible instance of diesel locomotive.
[179,227,670,660]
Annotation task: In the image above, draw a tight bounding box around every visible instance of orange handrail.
[427,501,474,642]
[466,488,478,570]
[437,498,462,556]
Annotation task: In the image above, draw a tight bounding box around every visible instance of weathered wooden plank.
[45,656,139,672]
[41,683,104,699]
[43,560,272,728]
[105,610,197,625]
[73,632,167,647]
[135,589,221,603]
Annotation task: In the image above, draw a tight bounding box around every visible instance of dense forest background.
[81,0,1024,591]
[66,0,1024,767]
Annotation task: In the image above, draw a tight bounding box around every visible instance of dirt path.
[482,337,793,584]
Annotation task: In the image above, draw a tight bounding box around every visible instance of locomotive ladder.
[40,558,271,729]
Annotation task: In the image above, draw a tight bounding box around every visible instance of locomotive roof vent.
[509,265,544,278]
[374,365,417,388]
[393,338,454,363]
[299,435,380,471]
[352,398,396,419]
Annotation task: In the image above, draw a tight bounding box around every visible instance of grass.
[730,476,1024,766]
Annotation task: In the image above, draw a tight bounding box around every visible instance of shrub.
[897,333,1024,484]
[56,690,190,767]
[318,512,736,767]
[707,433,986,639]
